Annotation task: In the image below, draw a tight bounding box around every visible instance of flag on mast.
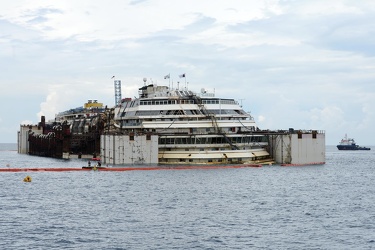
[111,76,115,79]
[164,74,170,79]
[179,73,186,78]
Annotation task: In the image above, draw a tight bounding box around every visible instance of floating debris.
[23,175,32,182]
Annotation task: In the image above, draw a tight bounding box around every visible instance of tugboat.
[337,134,370,150]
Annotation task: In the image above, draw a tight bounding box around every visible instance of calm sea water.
[0,144,374,250]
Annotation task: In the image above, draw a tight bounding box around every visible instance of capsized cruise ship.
[110,82,273,165]
[18,77,325,166]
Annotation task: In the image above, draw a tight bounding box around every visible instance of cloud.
[129,0,149,5]
[310,106,345,129]
[37,91,59,121]
[20,120,33,125]
[257,115,266,123]
[357,93,375,130]
[1,0,375,144]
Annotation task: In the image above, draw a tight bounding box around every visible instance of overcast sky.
[1,0,375,145]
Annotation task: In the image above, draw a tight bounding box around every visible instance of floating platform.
[0,164,263,172]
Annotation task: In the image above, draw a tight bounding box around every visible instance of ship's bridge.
[138,84,215,99]
[139,84,170,98]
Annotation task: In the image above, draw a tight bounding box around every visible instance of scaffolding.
[114,80,122,106]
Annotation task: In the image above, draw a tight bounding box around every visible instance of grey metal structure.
[114,80,122,106]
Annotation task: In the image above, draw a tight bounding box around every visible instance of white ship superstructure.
[113,83,272,164]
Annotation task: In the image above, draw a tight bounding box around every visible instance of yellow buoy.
[23,175,32,182]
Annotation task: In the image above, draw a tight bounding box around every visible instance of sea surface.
[0,143,374,250]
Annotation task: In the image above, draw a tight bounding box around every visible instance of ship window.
[298,133,302,139]
[146,134,151,140]
[129,134,134,141]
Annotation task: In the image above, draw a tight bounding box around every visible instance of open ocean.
[0,143,374,250]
